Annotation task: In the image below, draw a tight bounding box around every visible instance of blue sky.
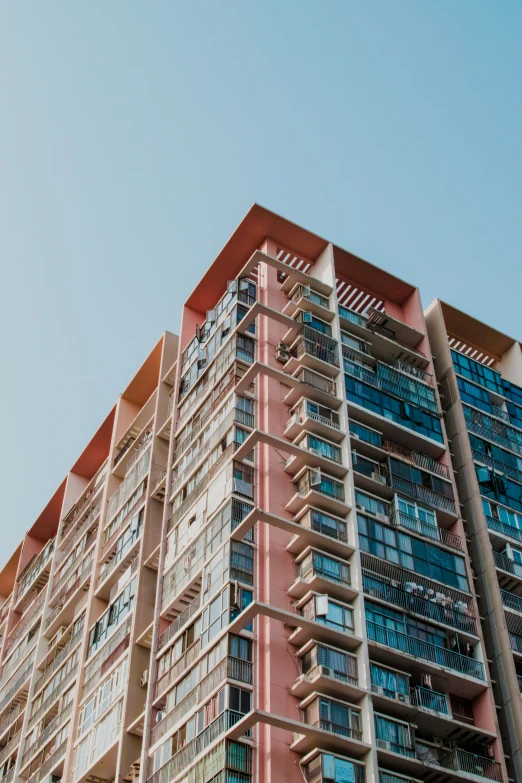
[0,1,520,561]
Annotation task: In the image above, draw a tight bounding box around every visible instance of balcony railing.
[147,710,247,783]
[472,447,522,485]
[391,510,463,550]
[437,747,502,781]
[494,551,522,579]
[152,656,252,744]
[60,502,101,559]
[82,616,132,696]
[159,593,201,649]
[464,405,522,456]
[0,704,23,740]
[0,729,21,768]
[510,632,522,655]
[501,589,522,614]
[21,702,73,767]
[366,621,485,680]
[156,639,202,700]
[486,514,522,545]
[363,575,477,635]
[29,664,78,726]
[5,590,46,652]
[384,438,450,479]
[291,285,330,310]
[294,404,341,431]
[294,367,337,398]
[26,739,68,783]
[299,509,348,543]
[343,350,438,414]
[0,660,33,713]
[15,542,54,603]
[44,552,94,630]
[379,772,418,783]
[33,625,84,695]
[51,540,96,601]
[410,685,449,714]
[390,475,456,515]
[299,554,351,588]
[106,448,151,523]
[338,305,367,328]
[291,328,340,368]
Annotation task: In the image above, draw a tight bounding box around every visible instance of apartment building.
[0,204,509,783]
[426,300,522,783]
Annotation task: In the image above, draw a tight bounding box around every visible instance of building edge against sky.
[0,203,518,783]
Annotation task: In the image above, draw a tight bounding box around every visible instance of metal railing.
[294,367,337,397]
[379,772,418,783]
[316,719,363,742]
[299,557,351,588]
[510,632,522,655]
[156,638,202,699]
[50,542,95,602]
[60,502,101,560]
[366,620,485,680]
[106,448,151,523]
[5,591,46,652]
[344,350,438,413]
[21,702,73,767]
[472,447,522,485]
[363,574,477,635]
[293,335,340,369]
[0,661,33,713]
[0,729,21,768]
[410,685,449,714]
[437,747,502,781]
[384,438,450,479]
[15,542,54,603]
[0,704,23,741]
[391,510,463,550]
[44,553,93,631]
[29,664,78,726]
[390,475,456,515]
[26,739,68,783]
[464,405,522,456]
[291,285,330,310]
[486,514,522,545]
[338,305,366,327]
[83,616,132,696]
[301,509,348,543]
[147,710,247,783]
[159,593,201,649]
[33,625,84,696]
[501,589,522,614]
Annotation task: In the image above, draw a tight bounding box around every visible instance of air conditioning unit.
[356,503,365,512]
[397,693,409,703]
[373,685,385,695]
[319,666,332,678]
[140,669,149,688]
[351,432,360,440]
[375,513,389,523]
[376,739,392,750]
[309,448,322,457]
[432,737,444,747]
[49,627,67,648]
[276,342,290,363]
[371,472,387,485]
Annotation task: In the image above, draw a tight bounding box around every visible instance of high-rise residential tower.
[0,206,509,783]
[426,300,522,783]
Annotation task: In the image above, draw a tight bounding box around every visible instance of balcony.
[285,400,344,443]
[82,616,132,697]
[283,367,340,409]
[59,465,106,545]
[363,574,477,636]
[391,509,463,551]
[486,514,522,546]
[284,284,333,321]
[501,588,522,615]
[158,592,201,651]
[464,404,522,456]
[434,747,502,782]
[29,662,78,727]
[291,642,360,703]
[34,623,84,697]
[472,447,522,485]
[292,593,360,651]
[284,328,340,378]
[343,348,438,414]
[106,447,151,522]
[44,551,94,636]
[383,438,450,479]
[4,590,46,654]
[389,474,456,518]
[289,549,356,602]
[285,434,346,480]
[26,738,68,783]
[301,749,365,783]
[494,551,522,591]
[20,701,73,770]
[299,694,364,758]
[338,305,427,368]
[14,541,54,610]
[287,468,348,517]
[366,621,485,682]
[295,508,349,548]
[410,685,449,715]
[152,655,253,744]
[147,710,249,783]
[50,537,96,604]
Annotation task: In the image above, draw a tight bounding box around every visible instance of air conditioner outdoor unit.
[376,739,391,750]
[397,693,409,703]
[140,669,149,688]
[320,666,332,677]
[372,473,387,485]
[276,342,290,363]
[356,503,365,512]
[375,513,389,523]
[351,432,360,440]
[309,448,322,457]
[373,685,385,695]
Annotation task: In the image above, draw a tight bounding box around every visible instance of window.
[88,577,136,655]
[451,350,503,395]
[345,375,443,443]
[375,714,413,753]
[311,697,361,738]
[358,513,468,591]
[370,663,409,698]
[389,459,454,499]
[355,490,390,518]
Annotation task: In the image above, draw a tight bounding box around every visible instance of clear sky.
[0,1,521,562]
